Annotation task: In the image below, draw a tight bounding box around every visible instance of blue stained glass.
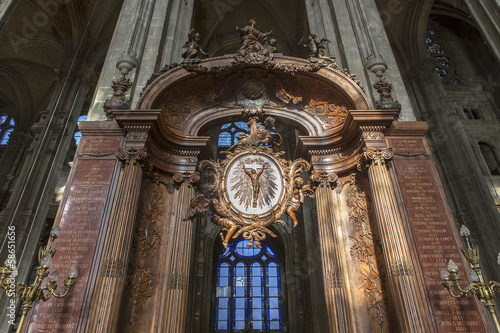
[77,115,87,124]
[217,321,228,330]
[234,320,245,330]
[428,44,444,55]
[216,241,283,332]
[218,309,228,320]
[74,132,82,146]
[73,115,87,146]
[218,132,232,147]
[451,78,461,84]
[221,123,232,129]
[0,115,6,124]
[216,262,231,331]
[253,320,264,330]
[218,298,230,308]
[0,128,13,145]
[266,245,277,258]
[9,119,15,126]
[220,245,231,258]
[235,286,245,296]
[428,29,437,35]
[435,67,447,78]
[268,287,279,297]
[235,298,246,308]
[234,122,250,131]
[235,240,262,258]
[425,37,432,43]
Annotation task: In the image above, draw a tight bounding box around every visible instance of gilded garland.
[185,116,312,249]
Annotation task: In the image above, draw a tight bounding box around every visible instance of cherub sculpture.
[298,34,336,66]
[184,186,243,249]
[182,29,209,61]
[286,177,314,227]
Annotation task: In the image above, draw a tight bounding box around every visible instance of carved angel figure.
[184,186,243,249]
[226,116,282,153]
[235,19,275,63]
[236,19,272,52]
[286,177,314,227]
[182,29,209,60]
[298,34,335,65]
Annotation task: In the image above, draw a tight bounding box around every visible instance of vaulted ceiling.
[0,0,123,131]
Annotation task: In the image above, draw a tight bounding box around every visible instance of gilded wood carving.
[184,116,312,249]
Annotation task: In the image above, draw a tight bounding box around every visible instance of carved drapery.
[86,147,148,332]
[362,147,431,332]
[311,171,357,333]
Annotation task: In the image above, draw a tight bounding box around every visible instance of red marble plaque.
[389,136,488,333]
[27,156,117,333]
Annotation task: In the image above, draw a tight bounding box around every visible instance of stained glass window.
[425,29,459,83]
[0,115,15,145]
[73,115,87,146]
[215,240,283,332]
[218,122,250,148]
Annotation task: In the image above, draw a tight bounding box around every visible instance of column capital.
[360,147,393,169]
[309,170,338,189]
[117,147,148,167]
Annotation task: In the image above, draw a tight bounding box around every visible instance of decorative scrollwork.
[128,180,164,326]
[117,148,148,167]
[184,116,311,249]
[362,148,393,167]
[347,174,387,328]
[309,170,338,189]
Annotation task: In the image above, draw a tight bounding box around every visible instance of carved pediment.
[149,58,357,134]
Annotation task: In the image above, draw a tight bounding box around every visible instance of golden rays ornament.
[184,116,313,249]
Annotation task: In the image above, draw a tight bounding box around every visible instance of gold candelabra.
[0,227,78,333]
[440,225,500,333]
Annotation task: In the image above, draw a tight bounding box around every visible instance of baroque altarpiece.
[15,35,493,331]
[0,0,498,328]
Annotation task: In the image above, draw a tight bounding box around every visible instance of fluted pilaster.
[363,147,430,332]
[86,148,147,332]
[312,171,357,333]
[157,176,196,332]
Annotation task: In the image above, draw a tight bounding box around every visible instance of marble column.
[363,147,431,332]
[312,171,358,333]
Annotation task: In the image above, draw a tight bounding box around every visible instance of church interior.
[0,0,499,332]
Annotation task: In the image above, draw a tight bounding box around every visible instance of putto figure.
[184,186,243,250]
[182,29,209,61]
[235,19,275,63]
[298,34,336,66]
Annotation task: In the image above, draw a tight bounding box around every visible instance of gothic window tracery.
[426,29,460,84]
[0,114,15,145]
[218,122,250,148]
[215,239,283,332]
